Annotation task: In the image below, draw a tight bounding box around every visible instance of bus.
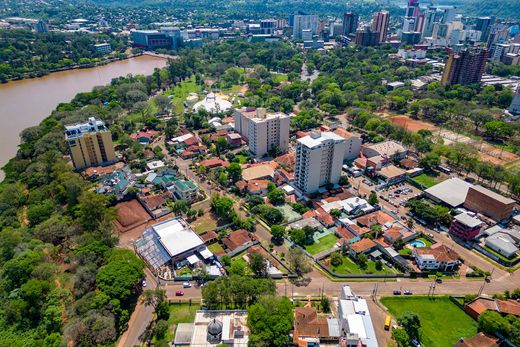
[384,315,391,330]
[437,165,452,174]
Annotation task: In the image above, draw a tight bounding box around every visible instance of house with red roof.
[130,129,158,144]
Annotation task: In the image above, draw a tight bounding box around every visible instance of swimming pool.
[409,240,426,248]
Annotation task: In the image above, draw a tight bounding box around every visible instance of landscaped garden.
[412,173,441,188]
[381,296,478,347]
[305,233,339,255]
[324,253,400,275]
[207,242,225,256]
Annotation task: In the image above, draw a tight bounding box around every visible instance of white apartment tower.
[294,131,346,194]
[233,107,290,158]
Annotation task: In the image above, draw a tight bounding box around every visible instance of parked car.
[175,290,184,296]
[142,279,147,288]
[404,290,413,295]
[183,282,192,288]
[393,290,402,295]
[411,339,421,347]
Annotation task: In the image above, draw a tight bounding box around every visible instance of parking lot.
[348,175,422,215]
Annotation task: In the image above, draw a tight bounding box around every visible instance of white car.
[142,279,147,287]
[183,282,192,288]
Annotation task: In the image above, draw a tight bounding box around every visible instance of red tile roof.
[355,211,395,227]
[350,238,376,254]
[130,129,158,141]
[274,153,295,169]
[337,225,357,241]
[222,229,253,251]
[315,207,335,226]
[455,333,498,347]
[199,158,230,168]
[415,244,460,263]
[293,307,330,339]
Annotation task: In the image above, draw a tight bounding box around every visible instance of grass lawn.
[381,296,478,347]
[208,242,225,256]
[305,234,339,255]
[165,303,199,341]
[235,154,249,164]
[330,256,399,275]
[191,214,217,234]
[271,73,288,83]
[165,76,202,113]
[412,173,439,188]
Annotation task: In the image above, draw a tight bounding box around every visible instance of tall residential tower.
[294,131,346,194]
[65,118,116,169]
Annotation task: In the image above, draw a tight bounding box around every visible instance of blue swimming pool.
[409,240,426,248]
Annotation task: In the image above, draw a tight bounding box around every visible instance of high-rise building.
[233,107,290,158]
[294,131,346,194]
[65,118,116,170]
[401,31,422,45]
[131,30,173,49]
[292,14,319,39]
[260,19,276,35]
[342,12,359,36]
[476,16,495,42]
[441,7,457,24]
[35,20,49,33]
[421,6,438,38]
[371,11,390,43]
[441,48,488,86]
[405,0,420,18]
[355,26,379,46]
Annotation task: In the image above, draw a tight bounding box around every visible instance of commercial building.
[449,213,483,241]
[463,185,516,221]
[65,117,116,170]
[233,107,290,158]
[338,285,378,347]
[260,19,276,35]
[441,48,488,86]
[135,217,209,269]
[401,31,422,45]
[342,12,359,36]
[371,11,390,43]
[476,16,495,42]
[292,14,319,39]
[424,177,472,208]
[131,29,180,50]
[93,42,112,54]
[362,141,407,161]
[294,131,346,194]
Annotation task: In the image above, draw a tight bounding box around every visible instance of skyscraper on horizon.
[371,11,390,43]
[441,48,488,86]
[342,12,359,36]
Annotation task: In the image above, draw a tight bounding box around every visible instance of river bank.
[0,54,169,180]
[1,52,174,84]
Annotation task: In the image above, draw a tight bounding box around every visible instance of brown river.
[0,54,168,180]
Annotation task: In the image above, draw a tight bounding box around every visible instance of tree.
[330,209,342,218]
[398,311,421,339]
[368,191,378,205]
[484,120,512,142]
[478,310,510,336]
[321,296,331,313]
[287,247,311,276]
[419,153,440,171]
[248,296,293,347]
[211,195,234,219]
[357,254,368,270]
[267,189,285,205]
[270,225,285,244]
[330,252,342,267]
[154,320,168,339]
[76,191,114,232]
[142,289,166,309]
[96,249,144,302]
[246,194,264,208]
[392,328,410,347]
[226,163,242,182]
[216,137,228,155]
[249,253,268,278]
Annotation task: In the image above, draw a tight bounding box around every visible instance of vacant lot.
[305,234,339,255]
[191,213,217,234]
[381,296,477,347]
[325,255,399,275]
[166,304,198,340]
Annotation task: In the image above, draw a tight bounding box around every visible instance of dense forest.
[0,30,128,82]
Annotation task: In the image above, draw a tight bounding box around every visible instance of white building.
[338,285,378,347]
[233,107,290,158]
[193,93,232,114]
[334,128,362,161]
[413,244,460,271]
[293,14,319,39]
[294,131,346,194]
[362,140,407,160]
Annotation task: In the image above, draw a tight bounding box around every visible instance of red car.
[175,290,184,296]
